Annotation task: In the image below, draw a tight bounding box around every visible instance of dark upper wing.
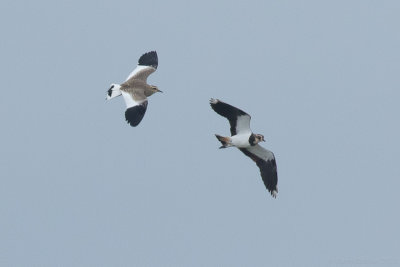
[125,51,158,83]
[239,145,278,198]
[210,98,251,135]
[138,51,158,69]
[120,90,148,127]
[124,100,148,127]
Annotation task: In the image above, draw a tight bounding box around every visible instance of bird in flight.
[106,51,162,127]
[210,98,278,198]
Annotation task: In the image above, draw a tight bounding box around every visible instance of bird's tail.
[215,134,232,149]
[106,84,122,100]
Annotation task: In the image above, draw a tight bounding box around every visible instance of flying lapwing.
[210,98,278,198]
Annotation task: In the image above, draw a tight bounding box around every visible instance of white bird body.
[228,133,253,148]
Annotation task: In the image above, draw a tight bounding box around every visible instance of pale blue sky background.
[1,0,399,266]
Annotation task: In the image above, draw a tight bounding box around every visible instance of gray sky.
[1,0,399,266]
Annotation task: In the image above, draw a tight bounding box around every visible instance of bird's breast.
[230,133,252,148]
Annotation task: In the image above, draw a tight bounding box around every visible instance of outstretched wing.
[121,91,148,127]
[210,98,251,136]
[239,145,278,198]
[125,51,158,83]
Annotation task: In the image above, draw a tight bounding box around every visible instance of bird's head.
[254,134,266,143]
[150,85,162,94]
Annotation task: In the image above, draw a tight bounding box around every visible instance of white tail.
[106,84,122,100]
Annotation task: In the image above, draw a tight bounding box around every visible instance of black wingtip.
[138,51,158,69]
[261,159,278,198]
[239,148,278,198]
[124,102,148,127]
[209,98,219,106]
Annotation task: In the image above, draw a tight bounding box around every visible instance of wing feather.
[121,91,148,127]
[240,145,278,197]
[210,99,251,135]
[124,51,158,82]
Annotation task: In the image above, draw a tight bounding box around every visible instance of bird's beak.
[157,89,163,93]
